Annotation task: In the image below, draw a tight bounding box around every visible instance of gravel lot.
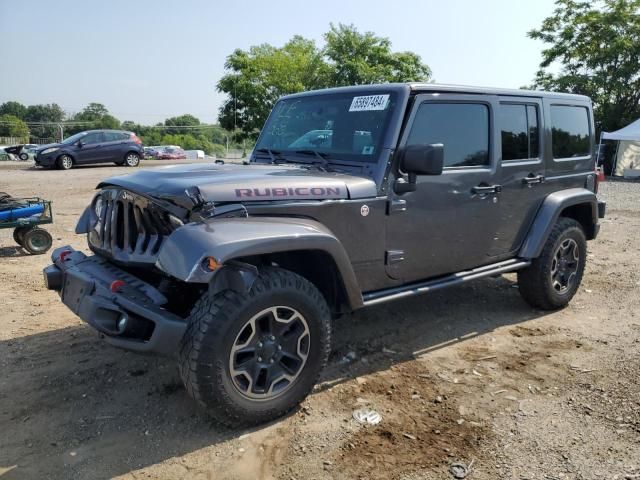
[0,163,638,480]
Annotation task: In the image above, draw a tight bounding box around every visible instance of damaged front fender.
[155,216,364,309]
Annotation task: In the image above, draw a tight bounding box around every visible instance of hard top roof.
[280,82,591,102]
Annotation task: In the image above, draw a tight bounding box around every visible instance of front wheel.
[179,267,331,426]
[22,228,53,254]
[57,154,73,170]
[518,217,587,310]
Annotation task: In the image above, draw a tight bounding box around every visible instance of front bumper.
[43,246,186,355]
[34,152,55,166]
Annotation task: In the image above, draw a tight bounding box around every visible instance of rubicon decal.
[235,187,341,198]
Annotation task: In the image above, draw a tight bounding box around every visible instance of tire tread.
[178,268,331,426]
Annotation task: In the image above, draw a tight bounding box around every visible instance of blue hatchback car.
[35,129,144,170]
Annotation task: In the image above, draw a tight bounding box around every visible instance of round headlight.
[94,196,104,217]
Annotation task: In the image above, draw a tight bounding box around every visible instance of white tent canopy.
[601,119,640,176]
[602,118,640,141]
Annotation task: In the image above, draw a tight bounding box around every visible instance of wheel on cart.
[13,226,32,246]
[19,153,29,161]
[22,228,53,255]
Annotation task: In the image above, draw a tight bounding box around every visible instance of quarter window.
[499,104,539,160]
[551,105,590,158]
[407,103,490,168]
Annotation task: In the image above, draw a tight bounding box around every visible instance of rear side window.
[103,132,119,142]
[551,105,590,158]
[407,103,490,168]
[499,104,539,160]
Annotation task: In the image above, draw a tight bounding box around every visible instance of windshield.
[254,91,396,162]
[60,131,88,145]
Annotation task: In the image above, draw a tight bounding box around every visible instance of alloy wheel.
[229,306,310,400]
[550,238,579,294]
[60,155,72,169]
[126,153,139,166]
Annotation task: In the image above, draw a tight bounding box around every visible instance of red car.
[157,147,187,160]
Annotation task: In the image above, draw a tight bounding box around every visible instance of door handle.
[472,184,502,194]
[522,174,545,185]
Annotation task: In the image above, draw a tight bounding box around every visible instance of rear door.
[490,98,547,256]
[101,131,128,163]
[385,94,504,282]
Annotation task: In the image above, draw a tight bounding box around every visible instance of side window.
[103,132,125,142]
[499,104,539,160]
[551,105,590,158]
[81,133,102,145]
[119,132,131,141]
[407,103,490,168]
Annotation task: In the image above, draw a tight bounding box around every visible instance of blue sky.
[0,0,557,124]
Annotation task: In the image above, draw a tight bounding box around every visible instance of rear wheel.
[22,228,53,254]
[57,154,73,170]
[179,267,331,426]
[13,226,31,246]
[124,152,140,167]
[18,153,29,161]
[518,217,586,310]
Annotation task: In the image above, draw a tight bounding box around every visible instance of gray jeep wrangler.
[44,83,606,425]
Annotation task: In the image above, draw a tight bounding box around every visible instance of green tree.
[324,23,431,85]
[528,0,640,132]
[164,114,201,135]
[66,103,120,134]
[0,114,29,139]
[216,26,431,137]
[217,36,330,137]
[25,103,65,123]
[0,101,28,120]
[22,103,65,140]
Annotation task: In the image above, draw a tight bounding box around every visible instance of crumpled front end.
[43,246,187,354]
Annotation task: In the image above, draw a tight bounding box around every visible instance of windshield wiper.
[294,150,331,171]
[254,148,286,164]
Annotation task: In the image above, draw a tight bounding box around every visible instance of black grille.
[90,190,175,263]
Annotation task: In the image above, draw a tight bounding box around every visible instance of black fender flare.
[519,188,599,259]
[155,217,364,309]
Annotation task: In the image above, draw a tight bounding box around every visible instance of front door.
[385,94,503,283]
[73,132,105,164]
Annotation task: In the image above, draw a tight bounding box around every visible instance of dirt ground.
[1,162,638,480]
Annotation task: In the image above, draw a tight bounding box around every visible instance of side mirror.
[401,144,444,175]
[77,141,84,148]
[395,144,444,194]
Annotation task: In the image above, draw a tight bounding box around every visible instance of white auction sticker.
[349,94,390,112]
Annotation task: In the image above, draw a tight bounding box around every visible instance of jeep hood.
[97,163,377,207]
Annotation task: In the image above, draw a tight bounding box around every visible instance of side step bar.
[362,258,531,307]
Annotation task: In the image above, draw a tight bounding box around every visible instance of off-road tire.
[518,217,586,310]
[22,228,53,254]
[56,154,73,170]
[179,267,331,426]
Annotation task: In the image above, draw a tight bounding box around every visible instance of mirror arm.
[393,172,417,194]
